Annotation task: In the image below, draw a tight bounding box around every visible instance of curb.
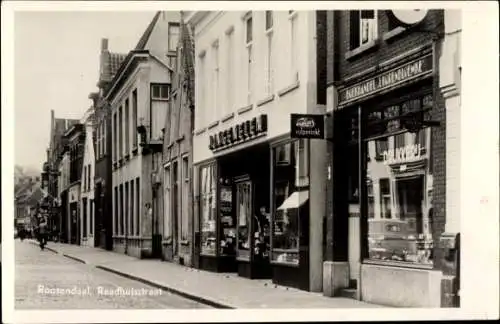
[26,240,59,254]
[95,265,235,309]
[62,254,87,264]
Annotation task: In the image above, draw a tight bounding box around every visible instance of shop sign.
[339,54,433,105]
[383,143,423,165]
[290,114,325,139]
[209,114,268,152]
[390,10,429,27]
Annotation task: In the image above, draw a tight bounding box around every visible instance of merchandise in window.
[271,139,309,265]
[236,181,251,260]
[200,164,217,255]
[220,182,236,256]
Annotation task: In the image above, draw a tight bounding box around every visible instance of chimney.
[101,38,109,51]
[51,109,55,133]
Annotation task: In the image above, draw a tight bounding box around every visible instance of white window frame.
[196,51,206,129]
[244,13,253,104]
[289,10,299,82]
[212,40,220,119]
[225,27,234,114]
[265,11,274,95]
[151,84,170,101]
[359,10,378,46]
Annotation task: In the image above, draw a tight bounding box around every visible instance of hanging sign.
[389,10,429,27]
[338,54,433,105]
[290,114,325,139]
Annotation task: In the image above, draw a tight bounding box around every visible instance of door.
[172,161,179,257]
[235,177,253,261]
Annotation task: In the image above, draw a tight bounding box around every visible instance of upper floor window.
[245,14,253,44]
[265,11,273,31]
[168,23,180,52]
[212,41,220,118]
[289,10,299,82]
[132,89,138,148]
[151,84,169,101]
[350,10,378,50]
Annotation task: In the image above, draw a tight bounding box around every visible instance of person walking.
[38,215,48,250]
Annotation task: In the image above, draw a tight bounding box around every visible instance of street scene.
[11,7,466,312]
[15,240,209,309]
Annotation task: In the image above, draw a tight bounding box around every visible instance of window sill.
[237,104,253,115]
[270,260,300,268]
[221,112,235,123]
[363,259,434,271]
[180,240,190,246]
[207,120,219,130]
[176,135,185,143]
[194,127,206,136]
[346,39,379,61]
[277,80,300,98]
[383,27,407,42]
[256,94,275,107]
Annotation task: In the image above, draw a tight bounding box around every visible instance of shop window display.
[219,182,236,256]
[271,139,309,265]
[365,93,434,266]
[236,180,252,260]
[200,163,217,255]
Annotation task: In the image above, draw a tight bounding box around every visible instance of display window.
[200,163,217,255]
[219,183,236,256]
[271,139,309,265]
[236,180,252,260]
[349,91,435,266]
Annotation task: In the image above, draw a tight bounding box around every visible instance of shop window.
[271,139,309,265]
[366,129,433,265]
[350,10,378,50]
[220,181,235,256]
[200,163,217,255]
[367,179,374,218]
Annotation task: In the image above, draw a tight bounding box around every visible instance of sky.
[14,11,157,171]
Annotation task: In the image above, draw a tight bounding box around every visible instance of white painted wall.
[80,118,95,247]
[190,10,318,164]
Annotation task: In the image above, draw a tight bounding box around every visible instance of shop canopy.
[277,190,309,211]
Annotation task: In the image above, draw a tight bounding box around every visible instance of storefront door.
[235,177,253,262]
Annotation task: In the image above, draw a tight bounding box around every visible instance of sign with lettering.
[209,114,268,152]
[383,143,423,165]
[290,114,325,139]
[339,54,433,105]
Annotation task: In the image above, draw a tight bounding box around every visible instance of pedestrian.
[38,215,48,250]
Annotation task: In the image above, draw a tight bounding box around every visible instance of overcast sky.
[14,11,156,171]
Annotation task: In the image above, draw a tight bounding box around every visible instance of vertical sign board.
[290,114,325,139]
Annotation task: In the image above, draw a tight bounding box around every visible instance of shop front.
[331,48,444,306]
[195,112,326,292]
[197,114,272,277]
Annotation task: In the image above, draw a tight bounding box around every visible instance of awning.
[277,190,309,210]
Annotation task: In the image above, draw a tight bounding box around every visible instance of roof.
[100,52,128,83]
[134,11,162,50]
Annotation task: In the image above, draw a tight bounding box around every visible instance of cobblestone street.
[14,240,210,309]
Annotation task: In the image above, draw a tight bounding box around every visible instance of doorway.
[396,175,424,234]
[235,176,253,262]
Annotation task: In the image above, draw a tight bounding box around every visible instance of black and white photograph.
[1,1,499,323]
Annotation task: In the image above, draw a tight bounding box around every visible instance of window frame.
[151,83,170,101]
[168,22,180,52]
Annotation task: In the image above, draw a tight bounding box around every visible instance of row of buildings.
[36,9,462,308]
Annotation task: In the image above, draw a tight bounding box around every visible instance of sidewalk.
[27,240,387,309]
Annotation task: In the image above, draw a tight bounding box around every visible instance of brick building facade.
[323,9,460,307]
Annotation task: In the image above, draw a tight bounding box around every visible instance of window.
[125,98,130,155]
[113,113,117,162]
[245,15,253,104]
[125,182,129,235]
[367,180,375,218]
[236,180,252,260]
[168,23,180,52]
[200,163,217,255]
[102,122,106,155]
[265,11,273,30]
[82,198,87,238]
[119,184,124,235]
[366,128,433,265]
[265,11,274,95]
[288,10,299,82]
[172,161,180,243]
[271,139,309,265]
[226,28,234,113]
[136,178,140,236]
[197,53,206,129]
[164,165,171,239]
[87,164,91,191]
[130,180,135,236]
[375,139,388,160]
[118,106,123,159]
[90,199,93,235]
[379,178,391,219]
[114,186,118,235]
[350,10,378,50]
[132,89,138,148]
[212,41,220,118]
[82,166,86,191]
[181,156,189,241]
[151,84,169,100]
